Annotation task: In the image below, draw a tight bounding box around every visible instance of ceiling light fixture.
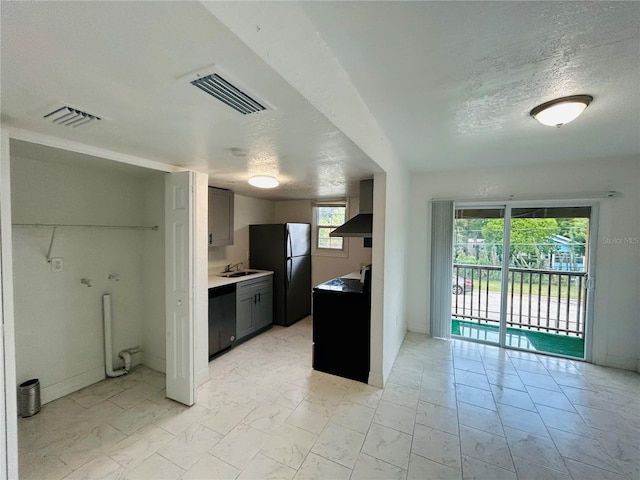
[248,175,279,189]
[530,95,593,127]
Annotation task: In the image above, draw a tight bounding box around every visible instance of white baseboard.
[368,371,384,388]
[142,353,166,373]
[40,366,105,405]
[196,368,209,388]
[603,353,638,372]
[408,326,429,335]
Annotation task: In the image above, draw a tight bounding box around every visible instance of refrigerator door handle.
[286,225,293,288]
[286,225,293,259]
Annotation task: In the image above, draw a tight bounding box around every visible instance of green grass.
[452,319,585,358]
[475,280,582,300]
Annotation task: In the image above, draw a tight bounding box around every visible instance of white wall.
[11,154,164,402]
[208,194,275,273]
[370,171,411,387]
[274,198,373,287]
[407,156,640,372]
[140,174,166,372]
[273,200,311,225]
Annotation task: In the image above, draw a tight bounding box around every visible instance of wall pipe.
[118,350,131,372]
[102,294,127,377]
[118,346,142,372]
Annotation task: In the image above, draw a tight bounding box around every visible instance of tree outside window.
[316,205,346,250]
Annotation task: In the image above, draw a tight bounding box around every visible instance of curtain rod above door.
[430,191,620,203]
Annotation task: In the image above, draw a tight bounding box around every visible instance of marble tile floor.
[18,317,640,480]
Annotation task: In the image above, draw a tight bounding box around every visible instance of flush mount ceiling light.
[248,175,279,189]
[530,95,593,127]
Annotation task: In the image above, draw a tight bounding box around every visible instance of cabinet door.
[236,292,255,339]
[209,187,234,247]
[254,285,273,330]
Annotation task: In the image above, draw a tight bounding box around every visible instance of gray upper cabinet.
[208,187,234,247]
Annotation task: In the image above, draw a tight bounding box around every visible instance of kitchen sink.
[219,270,261,278]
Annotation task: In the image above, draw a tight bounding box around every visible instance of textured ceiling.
[299,1,640,171]
[0,1,380,199]
[1,1,638,199]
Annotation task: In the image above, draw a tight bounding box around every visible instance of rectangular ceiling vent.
[191,73,266,115]
[43,106,101,127]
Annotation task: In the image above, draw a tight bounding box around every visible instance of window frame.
[312,200,350,258]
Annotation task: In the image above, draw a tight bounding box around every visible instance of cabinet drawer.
[236,276,272,294]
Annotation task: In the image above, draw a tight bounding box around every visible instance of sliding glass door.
[452,207,505,345]
[452,203,593,359]
[504,206,591,358]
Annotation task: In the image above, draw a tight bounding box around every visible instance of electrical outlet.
[50,257,64,272]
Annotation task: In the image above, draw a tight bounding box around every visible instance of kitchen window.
[313,201,349,257]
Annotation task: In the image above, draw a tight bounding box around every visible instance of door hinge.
[586,277,596,290]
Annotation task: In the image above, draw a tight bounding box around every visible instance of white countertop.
[208,270,273,289]
[341,271,362,280]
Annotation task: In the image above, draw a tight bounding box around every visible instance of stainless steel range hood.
[330,179,373,237]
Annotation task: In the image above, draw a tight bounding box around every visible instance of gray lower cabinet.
[236,276,273,341]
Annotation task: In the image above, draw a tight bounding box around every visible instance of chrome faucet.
[223,262,243,273]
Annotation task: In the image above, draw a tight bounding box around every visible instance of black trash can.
[18,379,41,417]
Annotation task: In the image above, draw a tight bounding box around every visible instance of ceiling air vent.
[43,106,101,127]
[191,73,266,115]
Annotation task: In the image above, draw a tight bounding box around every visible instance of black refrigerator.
[249,223,311,326]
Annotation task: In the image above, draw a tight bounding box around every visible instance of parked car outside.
[453,276,472,295]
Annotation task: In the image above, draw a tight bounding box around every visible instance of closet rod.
[13,223,158,230]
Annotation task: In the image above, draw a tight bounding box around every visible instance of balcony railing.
[453,264,587,337]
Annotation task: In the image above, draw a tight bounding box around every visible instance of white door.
[165,171,195,405]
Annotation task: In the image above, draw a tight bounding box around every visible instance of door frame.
[454,199,598,361]
[0,130,206,477]
[1,127,19,480]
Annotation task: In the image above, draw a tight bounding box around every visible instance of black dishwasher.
[209,284,236,357]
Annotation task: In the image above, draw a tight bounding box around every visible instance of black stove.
[313,277,364,294]
[312,271,371,383]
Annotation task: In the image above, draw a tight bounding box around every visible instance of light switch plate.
[51,257,64,272]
